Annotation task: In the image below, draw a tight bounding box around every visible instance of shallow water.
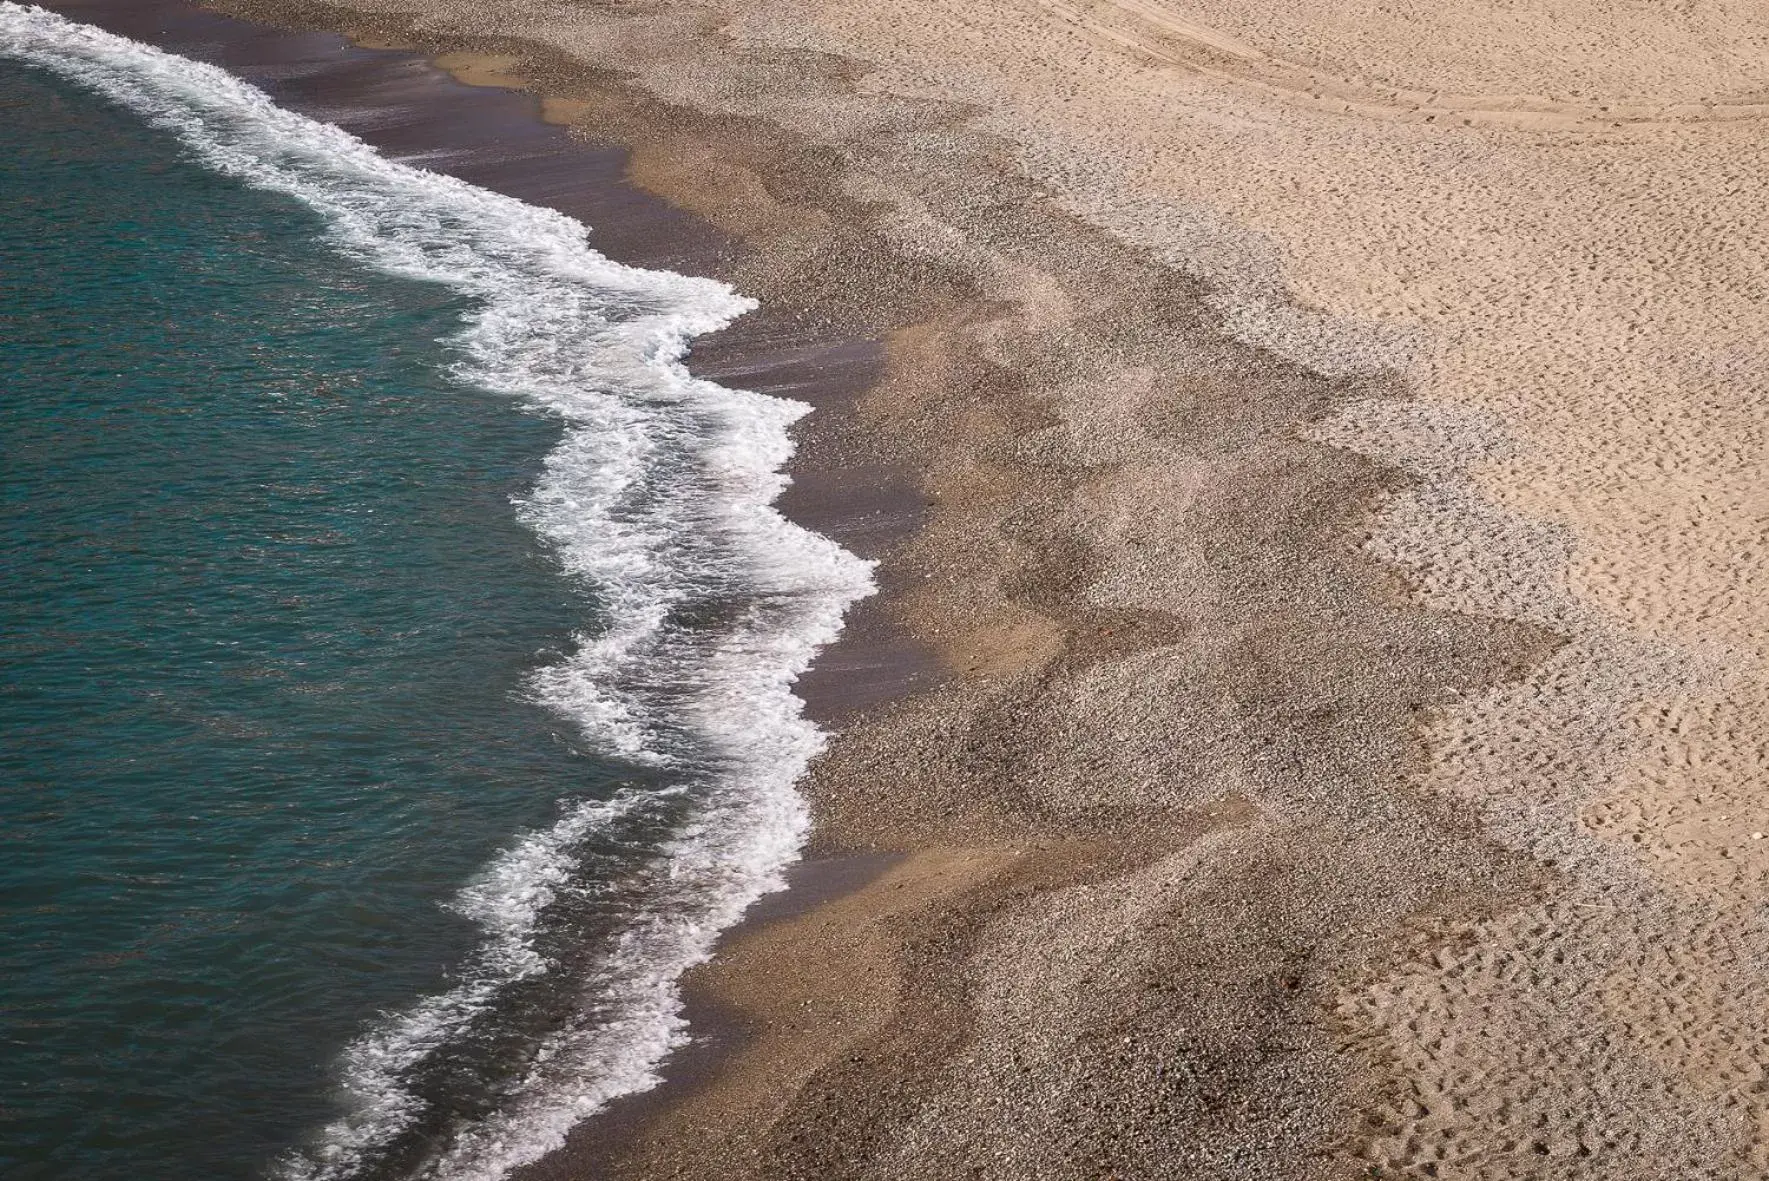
[0,8,868,1178]
[0,57,612,1178]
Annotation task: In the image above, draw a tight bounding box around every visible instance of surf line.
[0,5,874,1178]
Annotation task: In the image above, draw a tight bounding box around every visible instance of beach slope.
[195,0,1769,1175]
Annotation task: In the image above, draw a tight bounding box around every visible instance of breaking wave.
[0,6,873,1178]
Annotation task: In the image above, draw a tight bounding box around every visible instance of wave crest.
[0,6,874,1179]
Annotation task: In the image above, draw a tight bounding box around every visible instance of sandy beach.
[89,0,1769,1174]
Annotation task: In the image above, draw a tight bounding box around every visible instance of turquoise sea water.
[0,60,620,1178]
[0,12,868,1177]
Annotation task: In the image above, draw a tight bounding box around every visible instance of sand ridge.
[1031,0,1769,129]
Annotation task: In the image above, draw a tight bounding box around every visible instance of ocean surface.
[0,7,870,1179]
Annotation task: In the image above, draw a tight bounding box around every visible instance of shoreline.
[179,7,1538,1178]
[37,0,1769,1176]
[42,1,1552,1175]
[34,0,949,1166]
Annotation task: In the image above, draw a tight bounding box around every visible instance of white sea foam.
[0,6,874,1178]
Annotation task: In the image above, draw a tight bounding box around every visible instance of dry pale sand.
[217,0,1769,1175]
